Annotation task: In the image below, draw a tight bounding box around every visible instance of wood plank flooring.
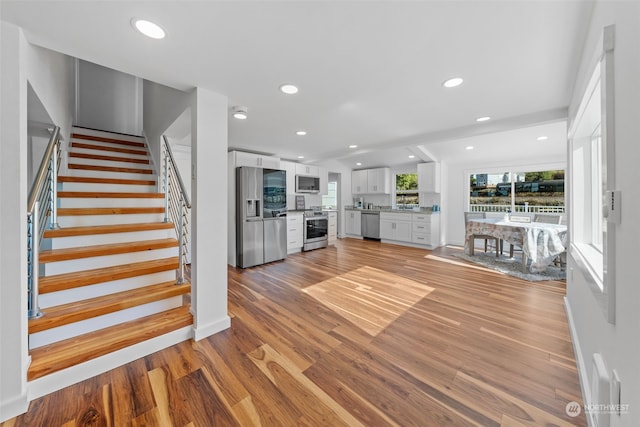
[2,238,586,426]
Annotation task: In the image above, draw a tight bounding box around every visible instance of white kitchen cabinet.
[345,210,362,236]
[327,211,338,245]
[287,213,304,254]
[319,167,329,195]
[281,160,296,194]
[295,163,319,177]
[379,212,412,242]
[351,170,368,194]
[411,213,440,248]
[232,150,280,169]
[367,168,391,194]
[417,162,441,193]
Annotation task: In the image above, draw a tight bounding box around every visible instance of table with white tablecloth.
[465,218,567,273]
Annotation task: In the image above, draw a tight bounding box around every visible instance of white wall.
[1,23,77,422]
[565,2,640,427]
[25,44,75,142]
[76,60,142,136]
[143,80,191,173]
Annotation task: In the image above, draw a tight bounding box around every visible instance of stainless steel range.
[303,210,328,251]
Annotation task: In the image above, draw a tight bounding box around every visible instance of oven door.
[304,216,328,247]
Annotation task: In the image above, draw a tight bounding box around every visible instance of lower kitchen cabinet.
[345,210,362,236]
[380,212,412,242]
[328,211,338,245]
[287,213,304,254]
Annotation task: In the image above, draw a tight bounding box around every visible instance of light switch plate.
[612,370,621,415]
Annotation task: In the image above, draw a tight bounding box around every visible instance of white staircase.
[28,127,192,381]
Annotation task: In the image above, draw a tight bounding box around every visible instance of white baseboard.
[192,315,231,341]
[27,326,193,402]
[0,392,29,423]
[564,296,593,426]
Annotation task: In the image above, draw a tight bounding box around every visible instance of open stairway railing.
[27,126,61,319]
[161,136,191,284]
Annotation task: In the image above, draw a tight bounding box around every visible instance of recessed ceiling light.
[465,146,474,150]
[443,77,463,88]
[231,106,248,120]
[297,156,305,159]
[349,145,358,149]
[296,131,307,136]
[408,155,416,159]
[476,116,491,122]
[279,84,299,95]
[356,162,362,166]
[132,19,166,39]
[537,135,549,141]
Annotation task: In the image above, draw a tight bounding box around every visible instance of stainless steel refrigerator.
[236,166,287,268]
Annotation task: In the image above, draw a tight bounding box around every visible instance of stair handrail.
[27,125,61,319]
[161,135,191,284]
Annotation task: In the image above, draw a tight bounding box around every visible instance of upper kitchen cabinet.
[351,170,368,194]
[418,162,441,193]
[295,163,319,177]
[319,167,329,195]
[352,168,390,194]
[367,168,391,194]
[281,160,297,195]
[231,150,280,169]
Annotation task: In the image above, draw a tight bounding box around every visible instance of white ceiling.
[2,1,592,168]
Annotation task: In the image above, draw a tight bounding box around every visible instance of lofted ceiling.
[2,1,593,168]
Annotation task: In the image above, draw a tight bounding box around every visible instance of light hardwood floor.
[2,238,586,426]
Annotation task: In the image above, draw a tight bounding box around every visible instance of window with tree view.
[395,173,418,209]
[469,170,565,213]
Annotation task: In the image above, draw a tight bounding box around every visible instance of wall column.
[190,87,230,340]
[0,22,30,422]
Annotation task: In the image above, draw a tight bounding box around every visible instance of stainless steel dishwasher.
[361,211,380,240]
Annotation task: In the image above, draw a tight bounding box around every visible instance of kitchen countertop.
[345,207,439,214]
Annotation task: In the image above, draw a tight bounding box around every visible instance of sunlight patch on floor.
[302,266,434,336]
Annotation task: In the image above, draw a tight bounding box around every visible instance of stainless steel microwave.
[296,175,320,193]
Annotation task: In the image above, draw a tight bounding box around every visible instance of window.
[395,173,418,209]
[569,25,615,323]
[469,170,565,214]
[322,181,337,209]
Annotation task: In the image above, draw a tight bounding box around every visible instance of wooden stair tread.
[71,141,148,156]
[58,191,164,199]
[69,151,149,164]
[57,207,165,216]
[58,176,156,186]
[44,222,174,238]
[29,281,190,334]
[71,133,146,148]
[40,238,178,263]
[68,164,153,174]
[28,306,193,380]
[39,257,179,294]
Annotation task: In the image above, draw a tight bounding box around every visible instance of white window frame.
[568,25,616,324]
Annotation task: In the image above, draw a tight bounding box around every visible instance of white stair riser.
[67,156,152,171]
[29,297,184,349]
[60,182,158,193]
[59,197,164,209]
[43,247,178,275]
[67,143,148,159]
[58,213,166,227]
[39,271,177,308]
[65,168,156,181]
[71,127,146,144]
[46,228,176,250]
